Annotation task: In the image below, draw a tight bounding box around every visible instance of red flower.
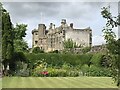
[41,71,48,75]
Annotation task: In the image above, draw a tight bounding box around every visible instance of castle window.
[35,41,38,44]
[63,30,65,35]
[35,33,38,35]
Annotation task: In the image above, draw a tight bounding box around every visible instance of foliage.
[2,6,14,72]
[90,53,103,67]
[100,54,112,68]
[9,52,29,76]
[88,65,112,77]
[63,39,74,49]
[14,23,27,39]
[12,52,28,63]
[82,47,91,54]
[13,24,28,52]
[13,61,30,77]
[101,6,120,86]
[1,4,29,76]
[32,47,44,53]
[25,53,112,77]
[14,39,28,52]
[80,64,89,76]
[81,65,112,77]
[25,53,93,68]
[63,39,81,49]
[32,61,79,77]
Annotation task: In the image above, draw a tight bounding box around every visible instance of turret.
[38,24,46,37]
[49,23,55,29]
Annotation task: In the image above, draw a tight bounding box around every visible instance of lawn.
[2,77,117,88]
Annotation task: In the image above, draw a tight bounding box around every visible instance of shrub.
[25,53,111,77]
[9,52,29,76]
[81,64,89,76]
[90,53,103,67]
[32,61,79,77]
[32,47,44,53]
[25,53,93,68]
[82,47,91,54]
[88,65,112,77]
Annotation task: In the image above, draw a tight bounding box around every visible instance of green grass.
[0,78,2,89]
[2,77,117,88]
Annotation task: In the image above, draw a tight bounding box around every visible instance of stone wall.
[32,19,92,52]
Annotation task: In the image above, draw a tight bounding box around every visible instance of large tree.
[101,6,120,87]
[13,23,28,52]
[2,5,14,73]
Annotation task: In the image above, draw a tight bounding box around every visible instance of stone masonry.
[32,19,92,52]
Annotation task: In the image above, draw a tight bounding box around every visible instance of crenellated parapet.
[32,19,92,52]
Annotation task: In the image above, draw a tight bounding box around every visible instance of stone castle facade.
[32,19,92,52]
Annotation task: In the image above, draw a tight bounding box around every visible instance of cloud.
[3,2,118,47]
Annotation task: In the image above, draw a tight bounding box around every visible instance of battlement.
[32,19,92,52]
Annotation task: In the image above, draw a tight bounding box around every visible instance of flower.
[41,71,48,75]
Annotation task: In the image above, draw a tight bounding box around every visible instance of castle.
[32,19,92,52]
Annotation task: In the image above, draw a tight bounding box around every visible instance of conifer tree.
[1,4,14,73]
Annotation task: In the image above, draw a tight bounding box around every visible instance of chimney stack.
[70,23,73,28]
[53,24,55,29]
[49,23,53,29]
[61,19,66,25]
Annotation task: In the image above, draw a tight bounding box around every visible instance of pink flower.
[41,71,48,75]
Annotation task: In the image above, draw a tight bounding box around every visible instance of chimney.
[49,23,53,29]
[53,24,55,29]
[61,19,66,25]
[70,23,73,28]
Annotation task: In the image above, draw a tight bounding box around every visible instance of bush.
[88,65,112,77]
[9,52,29,76]
[81,65,112,77]
[25,53,92,68]
[32,47,44,53]
[90,53,103,67]
[32,61,79,77]
[82,47,91,54]
[81,64,89,76]
[25,53,112,77]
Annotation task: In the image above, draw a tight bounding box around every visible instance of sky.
[3,1,118,48]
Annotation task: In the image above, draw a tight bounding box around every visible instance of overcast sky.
[3,2,118,48]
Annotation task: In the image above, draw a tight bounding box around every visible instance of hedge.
[90,53,104,67]
[25,53,93,68]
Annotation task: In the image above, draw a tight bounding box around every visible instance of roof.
[73,27,92,31]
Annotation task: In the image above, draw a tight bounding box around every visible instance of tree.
[2,6,14,74]
[101,6,120,86]
[13,24,28,52]
[63,39,81,48]
[1,3,29,76]
[63,39,74,49]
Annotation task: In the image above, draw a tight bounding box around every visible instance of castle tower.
[38,24,46,38]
